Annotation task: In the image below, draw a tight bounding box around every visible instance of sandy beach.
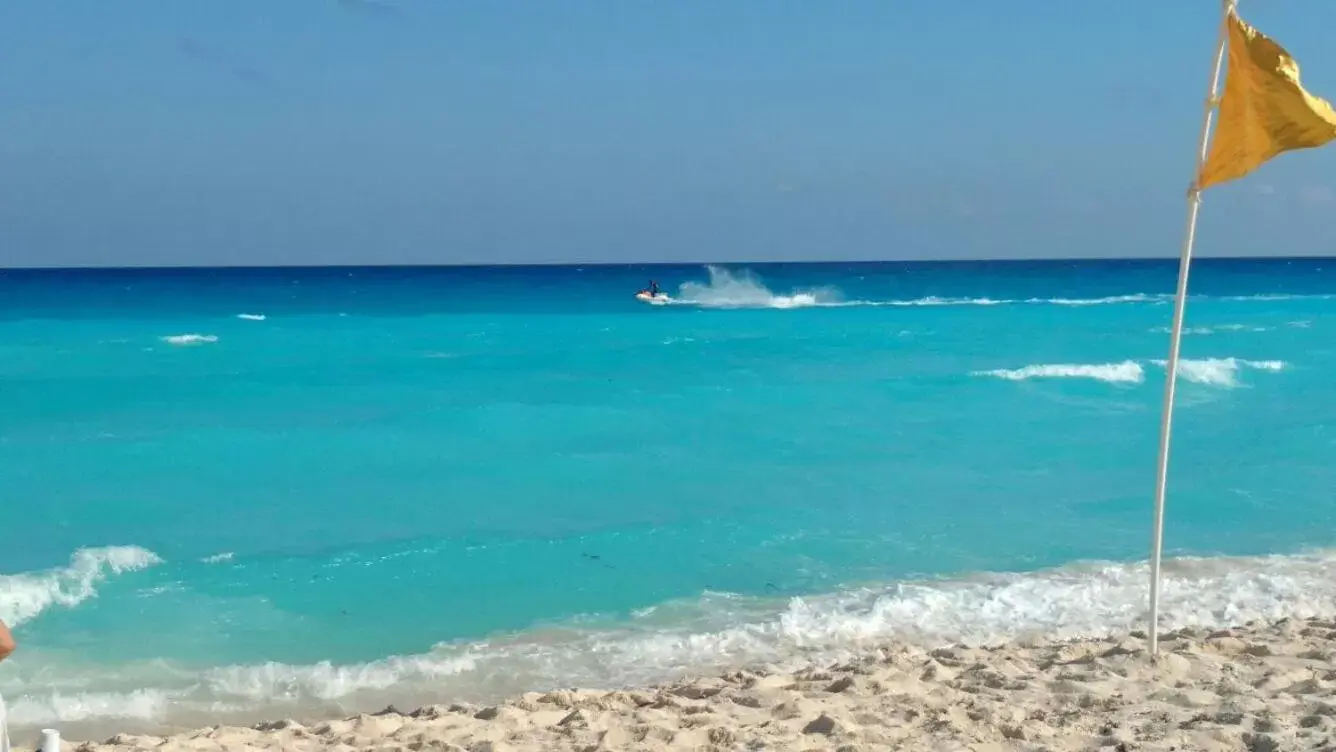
[26,617,1336,751]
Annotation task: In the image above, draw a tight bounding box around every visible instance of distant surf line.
[664,266,1334,311]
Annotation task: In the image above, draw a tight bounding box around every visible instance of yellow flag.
[1197,8,1336,190]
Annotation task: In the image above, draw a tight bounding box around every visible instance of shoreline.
[27,617,1336,752]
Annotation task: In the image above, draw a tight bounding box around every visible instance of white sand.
[31,618,1336,751]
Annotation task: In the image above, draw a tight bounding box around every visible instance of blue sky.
[4,1,1336,267]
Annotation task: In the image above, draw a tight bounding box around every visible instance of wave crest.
[0,546,163,627]
[7,550,1336,729]
[160,334,218,346]
[976,361,1144,384]
[978,357,1285,386]
[1154,357,1285,387]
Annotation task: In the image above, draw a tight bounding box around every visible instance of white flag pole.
[1147,0,1235,658]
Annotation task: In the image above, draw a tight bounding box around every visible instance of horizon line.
[4,254,1332,273]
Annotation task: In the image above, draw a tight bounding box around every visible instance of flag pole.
[1147,0,1234,658]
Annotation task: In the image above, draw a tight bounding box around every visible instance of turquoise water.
[3,259,1336,736]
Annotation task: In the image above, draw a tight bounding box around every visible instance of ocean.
[2,259,1335,738]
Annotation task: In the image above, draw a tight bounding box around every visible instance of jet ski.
[636,281,670,305]
[636,289,670,305]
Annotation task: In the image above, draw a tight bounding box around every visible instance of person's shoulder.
[0,620,14,659]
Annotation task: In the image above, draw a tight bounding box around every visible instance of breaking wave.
[977,361,1145,384]
[0,546,163,627]
[160,334,218,346]
[1151,357,1285,387]
[976,358,1285,386]
[6,549,1336,731]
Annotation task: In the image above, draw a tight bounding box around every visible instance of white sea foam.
[201,652,483,703]
[1150,324,1271,335]
[7,549,1336,730]
[978,357,1285,387]
[6,689,169,725]
[1151,357,1286,387]
[887,292,1326,308]
[669,267,1330,311]
[885,292,1322,308]
[0,546,163,626]
[1035,293,1167,306]
[1223,293,1336,302]
[200,552,235,564]
[877,296,1009,307]
[236,314,266,321]
[859,294,1163,308]
[160,334,218,345]
[975,361,1145,384]
[1151,326,1216,335]
[674,266,839,309]
[669,268,1162,311]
